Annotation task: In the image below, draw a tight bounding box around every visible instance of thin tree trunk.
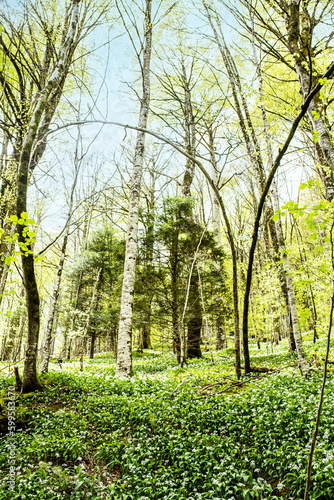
[89,333,96,359]
[207,125,240,376]
[116,0,152,378]
[248,18,308,372]
[41,229,69,374]
[210,145,226,350]
[292,217,318,342]
[304,283,334,500]
[180,59,203,360]
[79,267,102,371]
[171,225,181,363]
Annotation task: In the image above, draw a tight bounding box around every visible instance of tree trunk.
[285,2,334,201]
[67,338,72,361]
[79,267,102,371]
[181,61,203,360]
[186,271,202,358]
[116,0,152,378]
[206,123,240,376]
[140,322,152,350]
[16,0,81,393]
[171,227,181,363]
[252,52,308,371]
[89,333,96,359]
[41,229,69,374]
[210,146,226,351]
[2,323,16,361]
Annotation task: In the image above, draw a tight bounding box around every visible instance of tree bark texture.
[181,60,202,360]
[15,0,81,392]
[284,1,334,201]
[116,0,153,378]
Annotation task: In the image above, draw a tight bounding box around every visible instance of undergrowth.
[0,337,333,499]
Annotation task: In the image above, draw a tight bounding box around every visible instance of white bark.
[41,228,69,374]
[211,153,227,350]
[115,0,152,378]
[248,10,309,376]
[271,184,310,376]
[283,3,334,201]
[40,121,81,374]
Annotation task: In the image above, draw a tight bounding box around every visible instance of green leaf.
[9,215,18,223]
[27,219,35,225]
[312,130,319,144]
[20,212,28,219]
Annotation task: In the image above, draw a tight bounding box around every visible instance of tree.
[202,0,334,376]
[231,0,334,200]
[115,0,153,378]
[0,0,108,392]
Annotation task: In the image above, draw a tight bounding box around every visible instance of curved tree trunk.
[15,0,82,392]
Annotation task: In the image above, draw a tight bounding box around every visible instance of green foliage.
[137,196,230,339]
[0,213,39,299]
[0,340,333,499]
[63,226,125,342]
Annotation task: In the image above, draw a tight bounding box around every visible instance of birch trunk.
[248,12,309,376]
[116,0,153,378]
[284,2,334,201]
[41,228,69,374]
[210,132,227,350]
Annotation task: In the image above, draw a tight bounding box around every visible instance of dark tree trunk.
[89,333,96,359]
[66,338,72,361]
[140,323,152,350]
[186,272,202,359]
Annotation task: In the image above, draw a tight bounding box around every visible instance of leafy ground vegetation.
[0,337,333,500]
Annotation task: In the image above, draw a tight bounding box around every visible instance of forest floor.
[0,335,334,500]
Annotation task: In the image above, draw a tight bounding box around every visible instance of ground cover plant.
[0,337,333,500]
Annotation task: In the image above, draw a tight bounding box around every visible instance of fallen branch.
[241,365,276,373]
[170,382,186,399]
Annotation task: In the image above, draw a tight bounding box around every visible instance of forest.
[0,0,334,498]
